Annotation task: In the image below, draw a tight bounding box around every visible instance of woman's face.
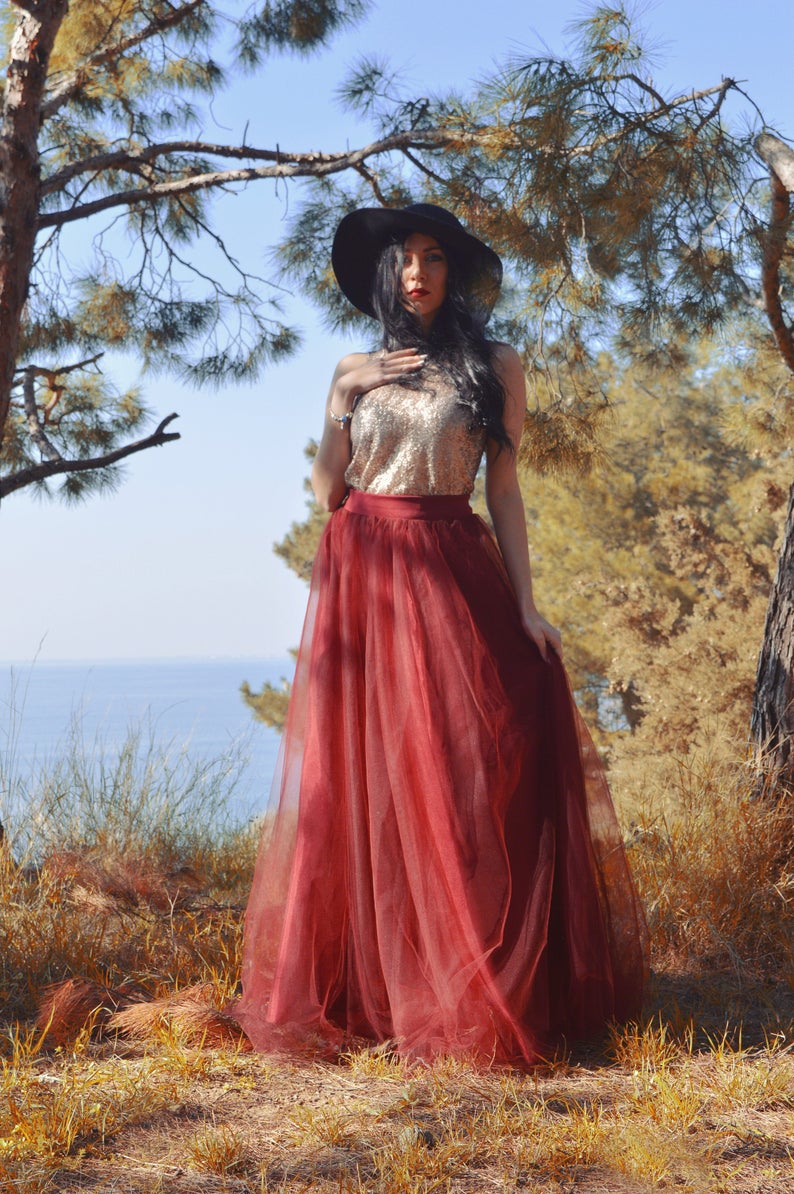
[401,232,448,329]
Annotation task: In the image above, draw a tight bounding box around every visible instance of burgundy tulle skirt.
[236,491,647,1065]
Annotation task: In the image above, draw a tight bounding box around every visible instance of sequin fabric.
[345,363,487,497]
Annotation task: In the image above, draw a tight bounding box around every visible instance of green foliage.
[241,676,291,732]
[1,717,252,864]
[517,335,792,798]
[1,371,148,500]
[238,0,370,66]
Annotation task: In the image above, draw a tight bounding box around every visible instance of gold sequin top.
[345,363,487,496]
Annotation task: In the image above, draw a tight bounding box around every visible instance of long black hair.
[371,238,513,453]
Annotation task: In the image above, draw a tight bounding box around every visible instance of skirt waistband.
[343,490,473,521]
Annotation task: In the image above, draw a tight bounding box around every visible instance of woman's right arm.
[311,353,367,512]
[311,348,426,511]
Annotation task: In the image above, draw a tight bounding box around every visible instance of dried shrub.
[35,977,137,1046]
[630,754,794,978]
[109,982,250,1048]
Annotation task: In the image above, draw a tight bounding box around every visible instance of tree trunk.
[751,480,794,790]
[0,0,70,446]
[751,134,794,791]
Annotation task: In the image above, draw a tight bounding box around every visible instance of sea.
[0,657,291,828]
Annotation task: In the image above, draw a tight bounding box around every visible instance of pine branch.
[14,353,105,425]
[13,353,105,382]
[353,162,388,204]
[40,0,208,120]
[691,77,735,132]
[567,79,736,155]
[0,414,180,500]
[504,79,738,158]
[38,78,741,219]
[401,147,448,186]
[42,137,425,195]
[756,132,794,190]
[37,131,452,229]
[610,73,668,109]
[23,368,63,462]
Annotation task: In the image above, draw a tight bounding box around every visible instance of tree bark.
[751,480,794,790]
[0,0,70,448]
[752,133,794,790]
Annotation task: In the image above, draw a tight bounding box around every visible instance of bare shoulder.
[488,341,524,382]
[488,342,526,421]
[332,351,370,380]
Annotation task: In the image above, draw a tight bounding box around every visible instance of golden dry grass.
[0,1027,792,1192]
[0,732,792,1192]
[629,753,794,979]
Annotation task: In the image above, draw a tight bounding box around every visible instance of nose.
[405,254,425,281]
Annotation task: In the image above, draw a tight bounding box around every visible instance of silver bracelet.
[328,393,361,430]
[329,407,354,429]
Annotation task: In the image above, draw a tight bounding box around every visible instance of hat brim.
[331,206,502,319]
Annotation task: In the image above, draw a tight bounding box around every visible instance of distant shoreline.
[0,654,294,668]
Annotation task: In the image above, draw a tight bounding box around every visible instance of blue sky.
[2,0,792,663]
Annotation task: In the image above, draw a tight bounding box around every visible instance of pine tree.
[748,134,794,789]
[0,0,454,501]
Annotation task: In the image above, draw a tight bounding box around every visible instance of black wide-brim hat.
[331,202,503,320]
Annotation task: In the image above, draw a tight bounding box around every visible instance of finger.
[386,359,427,377]
[386,348,425,362]
[531,631,549,662]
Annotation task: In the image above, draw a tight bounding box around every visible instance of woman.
[236,203,647,1066]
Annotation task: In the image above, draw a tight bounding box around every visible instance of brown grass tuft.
[185,1123,250,1175]
[109,983,251,1048]
[44,847,208,911]
[35,977,137,1046]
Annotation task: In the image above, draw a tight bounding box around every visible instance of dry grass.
[0,727,793,1192]
[0,1029,791,1192]
[0,840,252,1027]
[627,751,794,992]
[0,721,259,1026]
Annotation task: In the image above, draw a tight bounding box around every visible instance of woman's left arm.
[485,344,562,662]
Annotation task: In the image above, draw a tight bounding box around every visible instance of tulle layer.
[236,492,647,1065]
